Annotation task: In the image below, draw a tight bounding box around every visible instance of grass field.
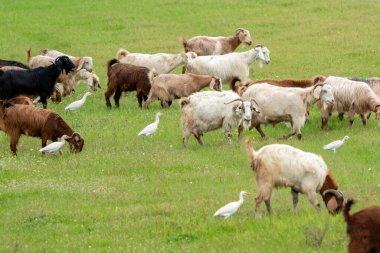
[1,0,380,252]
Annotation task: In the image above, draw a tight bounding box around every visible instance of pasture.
[1,0,379,252]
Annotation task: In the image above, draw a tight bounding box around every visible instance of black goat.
[0,59,29,69]
[0,56,74,108]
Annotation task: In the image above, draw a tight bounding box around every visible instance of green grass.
[1,0,380,252]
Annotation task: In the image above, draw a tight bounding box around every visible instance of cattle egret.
[39,135,69,154]
[138,112,163,136]
[65,92,91,112]
[323,136,349,153]
[214,191,249,219]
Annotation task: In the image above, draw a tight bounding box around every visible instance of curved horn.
[250,98,259,106]
[323,189,344,200]
[224,98,242,104]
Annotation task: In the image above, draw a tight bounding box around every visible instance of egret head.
[239,191,249,197]
[84,92,92,97]
[156,112,163,117]
[61,135,70,140]
[343,136,349,141]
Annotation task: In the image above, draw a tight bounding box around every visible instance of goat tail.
[244,138,256,168]
[180,97,190,109]
[26,48,31,64]
[116,48,129,60]
[230,78,241,92]
[107,59,119,74]
[148,68,158,83]
[179,35,187,48]
[343,198,355,222]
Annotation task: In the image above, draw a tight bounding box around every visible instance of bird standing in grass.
[39,135,69,154]
[214,191,249,219]
[138,112,163,136]
[65,92,92,112]
[323,135,349,153]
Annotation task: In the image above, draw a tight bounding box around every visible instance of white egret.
[138,112,163,136]
[214,191,249,219]
[65,92,91,112]
[323,135,349,153]
[39,135,69,154]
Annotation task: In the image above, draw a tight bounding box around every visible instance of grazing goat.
[180,91,258,147]
[28,49,100,96]
[0,101,84,155]
[236,75,326,95]
[144,73,222,108]
[0,59,29,69]
[0,56,75,108]
[318,76,380,130]
[184,45,270,87]
[245,140,345,218]
[116,49,196,74]
[105,59,156,108]
[179,28,252,56]
[241,82,334,139]
[343,199,380,253]
[40,48,93,72]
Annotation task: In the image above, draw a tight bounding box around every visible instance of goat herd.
[0,28,379,252]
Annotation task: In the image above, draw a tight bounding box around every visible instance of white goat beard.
[259,61,264,69]
[243,120,251,130]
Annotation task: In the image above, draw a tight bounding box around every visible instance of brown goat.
[105,59,156,108]
[344,199,380,253]
[0,102,84,155]
[236,75,326,95]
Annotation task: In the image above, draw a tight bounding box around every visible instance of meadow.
[0,0,379,252]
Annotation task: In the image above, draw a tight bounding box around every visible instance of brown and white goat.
[105,59,156,108]
[344,199,380,253]
[0,101,84,155]
[236,75,326,96]
[144,73,222,108]
[245,140,345,218]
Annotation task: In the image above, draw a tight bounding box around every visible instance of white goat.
[144,73,222,108]
[184,45,270,87]
[241,82,334,139]
[180,91,258,147]
[245,140,345,218]
[40,48,93,72]
[116,49,197,74]
[179,28,252,56]
[318,76,380,129]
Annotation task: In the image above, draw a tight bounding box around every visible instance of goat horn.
[224,98,243,104]
[72,132,83,139]
[250,98,259,106]
[323,189,344,200]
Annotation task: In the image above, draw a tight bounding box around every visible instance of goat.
[28,49,100,96]
[0,66,27,71]
[184,45,270,88]
[0,59,29,69]
[318,76,380,130]
[105,59,156,108]
[116,49,196,74]
[144,73,222,108]
[0,56,75,108]
[8,96,34,106]
[236,75,326,95]
[241,82,334,139]
[180,28,252,56]
[0,101,84,155]
[180,90,258,147]
[344,199,380,253]
[40,48,93,72]
[245,139,345,218]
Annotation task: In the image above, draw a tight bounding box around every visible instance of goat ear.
[209,78,216,89]
[326,197,338,213]
[55,59,63,72]
[233,102,242,113]
[313,85,322,99]
[76,57,84,71]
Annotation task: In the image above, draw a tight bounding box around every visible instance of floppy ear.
[76,57,84,71]
[55,58,63,72]
[313,85,322,99]
[209,78,216,89]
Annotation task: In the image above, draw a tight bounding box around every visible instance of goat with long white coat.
[184,45,270,87]
[180,91,258,147]
[245,140,346,218]
[318,76,380,130]
[116,49,197,74]
[241,81,334,139]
